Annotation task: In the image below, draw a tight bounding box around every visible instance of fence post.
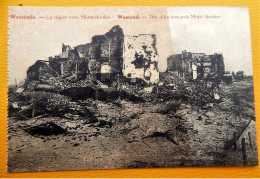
[233,132,237,150]
[242,137,247,165]
[32,98,35,118]
[248,132,253,149]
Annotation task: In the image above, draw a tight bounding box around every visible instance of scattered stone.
[23,122,67,137]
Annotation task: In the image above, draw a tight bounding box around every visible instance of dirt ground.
[7,78,258,172]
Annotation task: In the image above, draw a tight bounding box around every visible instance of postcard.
[7,6,258,172]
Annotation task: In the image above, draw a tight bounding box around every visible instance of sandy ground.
[7,78,258,172]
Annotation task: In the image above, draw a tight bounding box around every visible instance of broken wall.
[123,34,159,84]
[210,54,225,77]
[92,25,124,59]
[27,60,58,81]
[167,51,225,80]
[75,43,92,58]
[91,25,124,74]
[49,48,88,80]
[43,26,124,83]
[167,54,183,74]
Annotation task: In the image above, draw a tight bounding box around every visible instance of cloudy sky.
[8,7,252,85]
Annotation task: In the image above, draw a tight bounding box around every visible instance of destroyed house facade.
[123,34,159,84]
[27,60,58,81]
[89,25,124,82]
[28,25,124,83]
[27,25,160,85]
[167,50,225,81]
[48,44,87,80]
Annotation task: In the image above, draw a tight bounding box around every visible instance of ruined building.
[27,60,58,81]
[167,50,225,81]
[27,25,160,85]
[123,34,159,84]
[48,44,86,80]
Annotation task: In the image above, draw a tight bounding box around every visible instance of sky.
[8,7,253,85]
[167,7,253,75]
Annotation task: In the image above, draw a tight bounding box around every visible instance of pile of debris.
[23,122,67,137]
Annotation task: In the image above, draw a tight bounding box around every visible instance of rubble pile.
[27,60,58,81]
[8,24,257,171]
[23,122,67,136]
[21,25,223,109]
[217,77,255,120]
[155,101,181,114]
[120,113,180,142]
[184,80,216,106]
[8,91,96,121]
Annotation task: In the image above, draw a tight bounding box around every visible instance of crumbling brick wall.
[75,43,92,58]
[27,60,58,81]
[209,53,225,78]
[167,54,183,76]
[49,49,88,79]
[46,26,124,82]
[93,25,124,59]
[91,25,124,73]
[167,51,225,81]
[31,26,167,84]
[49,57,64,75]
[123,34,159,84]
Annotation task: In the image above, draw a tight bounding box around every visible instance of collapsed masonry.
[26,25,160,87]
[123,35,159,84]
[167,50,225,81]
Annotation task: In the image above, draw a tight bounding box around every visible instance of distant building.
[236,71,244,80]
[167,50,225,81]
